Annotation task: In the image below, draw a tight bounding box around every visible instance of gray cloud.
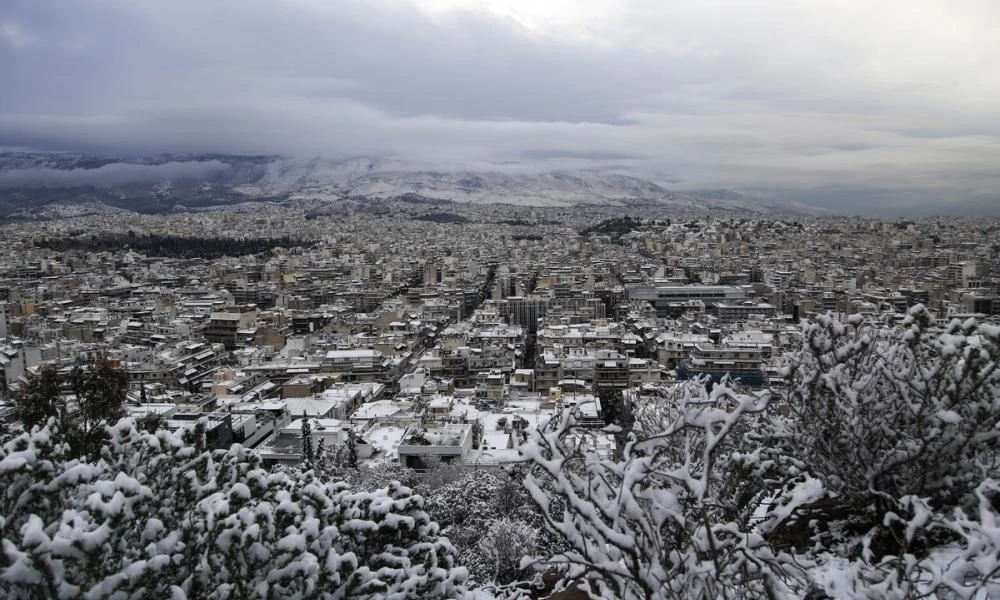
[1,0,999,214]
[0,161,232,188]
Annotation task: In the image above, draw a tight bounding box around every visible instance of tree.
[423,468,556,588]
[598,388,634,460]
[471,421,484,450]
[345,429,359,470]
[768,307,1000,559]
[418,454,465,491]
[0,418,470,599]
[137,411,163,433]
[519,380,807,600]
[315,436,327,467]
[300,411,314,467]
[16,361,128,460]
[65,361,128,461]
[477,518,537,585]
[759,307,1000,598]
[16,364,61,430]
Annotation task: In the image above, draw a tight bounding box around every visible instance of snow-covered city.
[2,1,1000,598]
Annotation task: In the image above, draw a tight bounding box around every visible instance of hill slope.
[0,153,821,217]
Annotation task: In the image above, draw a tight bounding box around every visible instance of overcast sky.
[2,0,999,214]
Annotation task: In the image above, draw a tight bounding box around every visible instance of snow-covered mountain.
[244,157,702,208]
[0,152,823,216]
[683,188,833,215]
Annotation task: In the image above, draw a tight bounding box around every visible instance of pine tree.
[300,411,314,467]
[0,419,469,599]
[346,429,359,470]
[17,362,127,460]
[471,421,483,450]
[17,364,61,430]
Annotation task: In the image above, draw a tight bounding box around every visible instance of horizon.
[2,1,999,215]
[1,149,998,218]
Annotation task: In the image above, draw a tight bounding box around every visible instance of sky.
[1,0,999,215]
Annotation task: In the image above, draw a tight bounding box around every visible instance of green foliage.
[35,233,308,259]
[580,216,643,239]
[300,412,314,467]
[17,362,128,460]
[16,365,61,431]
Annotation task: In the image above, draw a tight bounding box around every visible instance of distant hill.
[0,152,824,218]
[0,152,280,218]
[683,188,834,215]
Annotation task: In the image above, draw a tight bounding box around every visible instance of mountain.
[0,153,279,218]
[683,188,834,215]
[253,157,703,209]
[0,153,821,218]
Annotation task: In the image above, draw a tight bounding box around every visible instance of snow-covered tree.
[811,478,1000,599]
[768,307,1000,552]
[763,307,1000,597]
[423,468,563,589]
[520,380,807,599]
[345,430,360,470]
[477,518,537,586]
[418,454,466,492]
[0,418,469,599]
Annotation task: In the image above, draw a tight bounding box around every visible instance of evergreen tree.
[138,411,163,433]
[17,364,61,430]
[65,360,128,461]
[315,437,327,465]
[471,421,483,450]
[300,411,314,467]
[0,419,468,599]
[345,429,359,470]
[17,362,127,460]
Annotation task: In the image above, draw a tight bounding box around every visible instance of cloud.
[0,160,232,188]
[0,0,998,213]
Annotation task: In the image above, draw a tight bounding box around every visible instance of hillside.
[0,152,823,218]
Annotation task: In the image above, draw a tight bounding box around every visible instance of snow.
[935,409,962,424]
[2,310,999,599]
[229,482,251,500]
[0,419,469,599]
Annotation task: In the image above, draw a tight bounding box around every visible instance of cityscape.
[2,203,998,466]
[1,194,998,597]
[2,1,999,599]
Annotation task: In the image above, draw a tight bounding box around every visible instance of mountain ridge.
[0,152,825,217]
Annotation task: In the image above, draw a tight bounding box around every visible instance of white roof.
[325,349,380,359]
[284,397,340,417]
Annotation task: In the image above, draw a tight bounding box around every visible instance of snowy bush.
[762,307,1000,598]
[770,307,1000,559]
[423,469,561,588]
[0,418,468,599]
[520,380,808,600]
[807,477,1000,599]
[477,518,537,587]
